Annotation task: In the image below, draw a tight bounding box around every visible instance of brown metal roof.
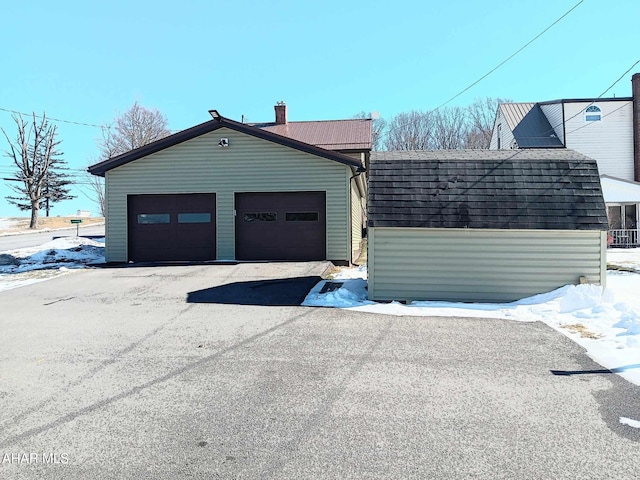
[253,119,372,151]
[499,103,536,131]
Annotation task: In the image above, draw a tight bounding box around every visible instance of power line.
[536,59,640,138]
[556,59,640,129]
[434,0,584,111]
[596,60,640,98]
[508,100,633,140]
[8,5,587,131]
[565,101,633,136]
[0,107,106,129]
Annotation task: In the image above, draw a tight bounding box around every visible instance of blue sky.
[0,0,638,217]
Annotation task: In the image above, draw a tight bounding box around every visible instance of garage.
[89,110,368,263]
[128,194,216,262]
[235,192,326,261]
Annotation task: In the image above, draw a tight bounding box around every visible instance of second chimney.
[275,101,287,125]
[633,74,640,182]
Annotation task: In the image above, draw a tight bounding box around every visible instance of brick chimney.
[274,101,287,125]
[633,74,640,182]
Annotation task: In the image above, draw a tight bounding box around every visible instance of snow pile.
[333,264,368,279]
[304,265,372,307]
[304,278,373,308]
[0,237,105,274]
[302,261,640,386]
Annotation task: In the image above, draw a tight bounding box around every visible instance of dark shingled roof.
[368,149,608,231]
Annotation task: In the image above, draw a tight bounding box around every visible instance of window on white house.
[585,105,602,122]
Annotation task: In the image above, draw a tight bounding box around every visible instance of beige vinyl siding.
[105,127,351,262]
[540,102,564,142]
[350,182,362,259]
[564,100,634,180]
[368,228,606,303]
[489,109,515,150]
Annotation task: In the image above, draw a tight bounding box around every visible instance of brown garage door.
[128,194,216,262]
[235,192,326,261]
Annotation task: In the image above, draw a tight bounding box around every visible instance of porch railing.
[609,229,639,247]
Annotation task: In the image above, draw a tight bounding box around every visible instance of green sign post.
[70,219,82,236]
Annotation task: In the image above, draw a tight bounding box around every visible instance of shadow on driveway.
[186,276,322,306]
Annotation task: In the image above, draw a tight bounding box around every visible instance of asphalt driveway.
[0,262,639,479]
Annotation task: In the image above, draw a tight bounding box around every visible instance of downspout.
[349,167,366,265]
[562,101,567,146]
[349,167,365,194]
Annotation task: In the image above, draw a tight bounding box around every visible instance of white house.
[490,73,640,247]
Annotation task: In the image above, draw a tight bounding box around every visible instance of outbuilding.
[367,149,609,303]
[89,107,369,264]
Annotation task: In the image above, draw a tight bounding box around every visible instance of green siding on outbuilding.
[368,228,607,303]
[104,127,353,262]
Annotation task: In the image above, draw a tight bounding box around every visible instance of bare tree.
[432,107,468,149]
[465,97,508,149]
[381,98,509,151]
[99,102,171,158]
[87,102,171,215]
[462,129,487,150]
[85,168,106,217]
[2,113,65,228]
[384,110,435,150]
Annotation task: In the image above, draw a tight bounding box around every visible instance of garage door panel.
[128,194,216,262]
[235,192,326,261]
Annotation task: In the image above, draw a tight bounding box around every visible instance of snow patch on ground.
[0,218,18,230]
[0,237,105,291]
[0,237,105,274]
[619,417,640,429]
[607,248,640,272]
[0,269,77,293]
[303,250,640,386]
